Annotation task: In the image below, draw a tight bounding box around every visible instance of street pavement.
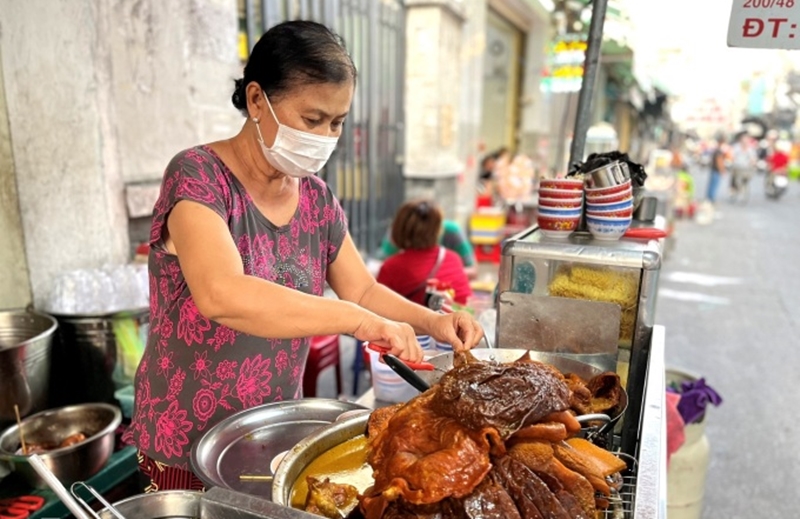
[320,165,800,517]
[658,167,800,518]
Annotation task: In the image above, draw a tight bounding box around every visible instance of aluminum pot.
[0,403,121,488]
[97,491,202,519]
[272,413,370,509]
[0,309,58,423]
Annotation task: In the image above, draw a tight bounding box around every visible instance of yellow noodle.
[548,266,638,344]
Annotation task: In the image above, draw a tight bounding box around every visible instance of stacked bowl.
[537,178,584,238]
[584,180,633,240]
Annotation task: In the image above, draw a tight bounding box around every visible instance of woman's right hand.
[353,315,424,363]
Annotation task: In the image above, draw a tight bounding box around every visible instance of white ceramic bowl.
[538,206,582,218]
[586,191,633,204]
[587,214,631,241]
[584,179,632,196]
[539,188,585,200]
[540,178,584,191]
[538,196,583,208]
[586,198,633,212]
[537,214,581,238]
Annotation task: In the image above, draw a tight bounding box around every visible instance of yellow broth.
[290,434,373,509]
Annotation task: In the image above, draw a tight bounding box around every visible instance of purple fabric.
[667,377,723,425]
[123,146,347,466]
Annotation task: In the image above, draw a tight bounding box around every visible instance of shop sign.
[727,0,800,49]
[540,37,587,93]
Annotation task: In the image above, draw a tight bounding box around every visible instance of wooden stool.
[303,334,342,398]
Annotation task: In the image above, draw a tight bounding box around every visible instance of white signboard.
[728,0,800,49]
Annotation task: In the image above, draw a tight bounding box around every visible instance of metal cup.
[618,161,631,182]
[586,161,626,188]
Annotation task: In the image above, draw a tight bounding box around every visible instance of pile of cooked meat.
[305,352,627,519]
[20,432,88,454]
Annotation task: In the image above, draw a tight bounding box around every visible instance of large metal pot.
[272,413,370,509]
[49,308,148,408]
[0,403,121,488]
[418,349,607,386]
[97,491,202,519]
[0,309,58,422]
[418,349,628,426]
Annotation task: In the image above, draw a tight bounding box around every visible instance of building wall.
[0,54,32,310]
[404,3,464,181]
[0,0,240,307]
[403,1,466,220]
[404,0,552,225]
[455,0,489,226]
[517,7,552,171]
[106,0,241,184]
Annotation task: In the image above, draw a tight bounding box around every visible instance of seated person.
[379,210,478,280]
[377,200,473,307]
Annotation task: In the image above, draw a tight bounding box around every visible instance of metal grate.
[238,0,406,255]
[600,451,637,518]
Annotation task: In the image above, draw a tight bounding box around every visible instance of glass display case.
[497,225,663,457]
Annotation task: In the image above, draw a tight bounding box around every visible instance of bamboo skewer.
[14,404,28,455]
[238,474,273,482]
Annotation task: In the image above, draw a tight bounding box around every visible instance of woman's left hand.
[427,311,484,352]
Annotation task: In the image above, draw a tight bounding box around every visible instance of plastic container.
[416,335,434,351]
[469,209,507,245]
[366,347,420,403]
[435,341,453,352]
[667,368,711,519]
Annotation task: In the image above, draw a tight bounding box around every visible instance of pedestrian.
[123,20,483,491]
[729,132,757,203]
[705,134,727,204]
[379,212,477,280]
[377,199,473,307]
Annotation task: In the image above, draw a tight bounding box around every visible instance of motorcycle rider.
[765,140,791,199]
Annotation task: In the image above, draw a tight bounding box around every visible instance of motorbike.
[765,167,789,200]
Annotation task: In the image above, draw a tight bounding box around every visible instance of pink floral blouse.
[123,146,347,468]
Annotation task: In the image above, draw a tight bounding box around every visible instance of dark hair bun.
[231,78,247,111]
[230,21,356,116]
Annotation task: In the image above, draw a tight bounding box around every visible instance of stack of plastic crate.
[469,208,507,263]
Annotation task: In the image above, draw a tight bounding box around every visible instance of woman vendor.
[124,21,483,490]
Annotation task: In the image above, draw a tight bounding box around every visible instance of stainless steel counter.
[632,325,667,519]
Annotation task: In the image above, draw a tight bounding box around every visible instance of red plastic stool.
[303,334,342,398]
[474,243,503,264]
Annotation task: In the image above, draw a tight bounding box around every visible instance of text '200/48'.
[742,0,794,7]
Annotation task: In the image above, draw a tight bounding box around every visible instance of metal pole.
[367,0,379,253]
[567,0,609,167]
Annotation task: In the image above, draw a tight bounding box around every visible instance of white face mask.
[253,93,339,178]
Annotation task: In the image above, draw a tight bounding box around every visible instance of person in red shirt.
[767,140,790,173]
[377,200,472,307]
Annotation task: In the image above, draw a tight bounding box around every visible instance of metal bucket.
[49,308,148,407]
[0,309,58,421]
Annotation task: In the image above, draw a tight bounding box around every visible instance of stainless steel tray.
[190,399,367,500]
